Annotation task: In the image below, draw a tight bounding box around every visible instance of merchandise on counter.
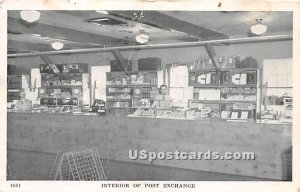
[199,107,211,118]
[210,110,220,118]
[221,94,256,101]
[240,111,250,119]
[131,107,203,120]
[221,111,230,119]
[90,99,106,114]
[230,112,239,119]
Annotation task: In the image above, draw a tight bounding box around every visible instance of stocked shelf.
[190,100,256,104]
[107,91,132,94]
[42,85,83,88]
[106,99,132,102]
[38,64,89,107]
[190,100,221,104]
[189,67,259,121]
[106,71,159,110]
[106,84,157,88]
[220,100,257,104]
[188,67,259,73]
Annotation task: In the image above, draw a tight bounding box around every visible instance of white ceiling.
[7,10,293,53]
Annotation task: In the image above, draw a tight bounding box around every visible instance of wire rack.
[50,146,106,180]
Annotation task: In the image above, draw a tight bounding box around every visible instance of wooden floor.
[7,148,276,181]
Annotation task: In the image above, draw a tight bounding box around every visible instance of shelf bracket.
[204,44,220,72]
[111,50,128,72]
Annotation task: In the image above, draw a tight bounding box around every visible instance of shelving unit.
[188,68,260,121]
[106,71,158,110]
[38,64,89,108]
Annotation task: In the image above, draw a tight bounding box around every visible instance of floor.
[7,148,277,181]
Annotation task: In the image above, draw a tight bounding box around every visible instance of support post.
[204,44,220,71]
[40,55,60,73]
[111,50,128,71]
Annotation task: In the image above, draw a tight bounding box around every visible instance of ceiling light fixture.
[20,10,40,23]
[51,42,64,50]
[135,34,149,44]
[251,19,268,35]
[95,10,109,15]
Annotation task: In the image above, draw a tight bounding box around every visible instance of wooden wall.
[7,112,292,180]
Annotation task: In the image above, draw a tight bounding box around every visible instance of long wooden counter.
[7,112,292,180]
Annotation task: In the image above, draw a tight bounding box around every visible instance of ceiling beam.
[7,34,292,58]
[8,40,53,53]
[7,17,134,47]
[109,11,228,40]
[7,32,109,52]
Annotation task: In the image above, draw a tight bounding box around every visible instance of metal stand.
[50,146,106,180]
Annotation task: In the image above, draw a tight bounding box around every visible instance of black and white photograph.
[2,3,298,190]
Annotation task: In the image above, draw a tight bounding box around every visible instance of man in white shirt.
[151,85,173,109]
[14,90,32,111]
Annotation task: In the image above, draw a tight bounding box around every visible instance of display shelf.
[46,105,77,107]
[220,84,257,88]
[189,67,259,120]
[107,91,131,94]
[39,97,79,99]
[42,85,83,88]
[106,98,131,102]
[190,100,221,104]
[107,84,156,88]
[38,64,89,107]
[222,92,257,95]
[192,85,220,88]
[109,107,138,109]
[220,100,256,104]
[190,100,256,104]
[188,68,259,73]
[106,70,159,110]
[192,84,257,88]
[40,73,84,75]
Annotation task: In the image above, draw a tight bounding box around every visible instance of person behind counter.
[151,84,174,109]
[14,90,32,111]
